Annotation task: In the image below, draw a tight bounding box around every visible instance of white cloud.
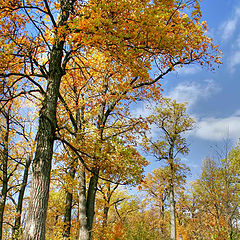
[222,19,238,40]
[192,111,240,141]
[221,7,240,41]
[167,79,220,108]
[132,79,219,116]
[176,65,201,75]
[229,51,240,72]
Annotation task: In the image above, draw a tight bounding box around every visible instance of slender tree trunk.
[169,183,176,240]
[159,204,165,235]
[0,111,9,240]
[78,166,89,240]
[101,203,109,240]
[12,157,31,240]
[102,183,111,228]
[102,205,109,228]
[86,169,99,240]
[0,172,7,240]
[63,165,76,240]
[167,143,177,240]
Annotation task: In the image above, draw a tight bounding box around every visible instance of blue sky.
[135,0,240,180]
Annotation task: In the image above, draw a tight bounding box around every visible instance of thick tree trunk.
[23,43,65,240]
[23,80,60,240]
[12,157,31,240]
[0,112,9,240]
[78,167,89,240]
[169,183,176,240]
[23,1,74,238]
[63,165,76,240]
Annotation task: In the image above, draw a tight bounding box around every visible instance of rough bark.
[63,165,76,240]
[23,1,74,238]
[23,78,60,240]
[0,110,9,240]
[12,157,31,240]
[78,167,89,240]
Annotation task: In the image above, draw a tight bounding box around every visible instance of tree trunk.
[12,157,31,240]
[102,183,111,228]
[23,79,60,240]
[23,41,64,240]
[102,205,109,228]
[63,165,76,240]
[168,144,176,240]
[78,167,89,240]
[86,169,99,240]
[0,170,7,240]
[0,111,9,240]
[169,183,176,240]
[23,1,74,238]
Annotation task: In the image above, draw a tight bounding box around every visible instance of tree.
[56,51,150,239]
[147,98,195,240]
[96,142,148,228]
[0,88,34,240]
[0,1,220,239]
[175,142,240,240]
[193,154,240,240]
[142,165,189,239]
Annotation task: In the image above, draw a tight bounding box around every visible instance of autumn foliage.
[0,0,230,240]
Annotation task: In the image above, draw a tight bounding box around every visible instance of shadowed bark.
[0,107,10,240]
[63,164,76,240]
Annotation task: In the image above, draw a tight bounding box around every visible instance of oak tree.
[0,1,220,239]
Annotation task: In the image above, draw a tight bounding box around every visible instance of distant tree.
[196,153,240,240]
[142,164,189,239]
[147,98,195,240]
[176,143,240,240]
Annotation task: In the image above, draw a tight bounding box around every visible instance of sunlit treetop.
[0,0,220,89]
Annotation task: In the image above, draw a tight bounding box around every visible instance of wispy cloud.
[222,19,238,40]
[167,79,220,108]
[221,7,240,41]
[132,79,219,117]
[175,65,201,75]
[191,111,240,141]
[229,50,240,72]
